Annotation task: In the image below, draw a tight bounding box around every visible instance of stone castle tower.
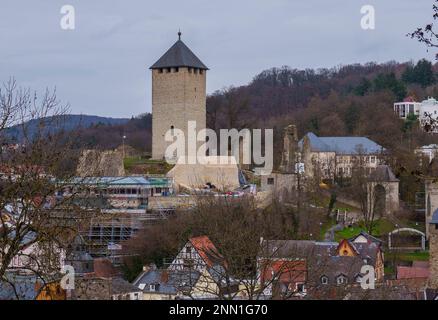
[150,32,208,160]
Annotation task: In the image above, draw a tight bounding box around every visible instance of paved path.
[324,223,344,242]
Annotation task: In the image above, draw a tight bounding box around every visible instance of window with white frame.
[354,274,363,283]
[336,274,348,285]
[296,283,306,293]
[320,275,329,285]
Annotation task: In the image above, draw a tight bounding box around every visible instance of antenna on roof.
[178,29,182,41]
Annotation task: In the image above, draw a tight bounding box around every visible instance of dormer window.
[320,275,329,285]
[149,284,156,292]
[336,275,348,285]
[296,283,306,293]
[354,274,363,283]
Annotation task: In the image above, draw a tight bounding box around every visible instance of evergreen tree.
[354,78,372,96]
[373,73,407,100]
[402,59,435,87]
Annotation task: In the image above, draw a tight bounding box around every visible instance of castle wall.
[425,180,438,238]
[429,224,438,288]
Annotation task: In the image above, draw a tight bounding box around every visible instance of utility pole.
[122,135,126,159]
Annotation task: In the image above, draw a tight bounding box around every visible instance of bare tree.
[0,78,100,299]
[409,0,438,59]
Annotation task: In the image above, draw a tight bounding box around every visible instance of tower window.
[166,68,171,73]
[174,67,179,73]
[170,125,174,135]
[194,68,198,74]
[200,70,204,75]
[158,69,163,73]
[188,68,192,73]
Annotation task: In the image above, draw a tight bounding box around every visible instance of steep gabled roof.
[349,231,384,245]
[189,236,225,268]
[368,165,399,182]
[150,38,208,70]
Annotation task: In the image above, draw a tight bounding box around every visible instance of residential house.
[299,132,385,180]
[415,144,438,163]
[168,235,226,273]
[133,236,239,299]
[132,264,201,300]
[71,277,143,300]
[394,97,438,133]
[393,96,422,119]
[5,231,66,276]
[258,232,385,299]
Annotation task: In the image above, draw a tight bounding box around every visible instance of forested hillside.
[207,59,438,167]
[69,59,438,185]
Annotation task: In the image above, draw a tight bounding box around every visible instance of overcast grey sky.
[0,0,436,118]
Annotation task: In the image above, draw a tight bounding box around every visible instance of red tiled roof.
[260,259,307,284]
[397,266,430,279]
[189,236,225,268]
[403,96,416,102]
[412,261,430,268]
[93,258,118,278]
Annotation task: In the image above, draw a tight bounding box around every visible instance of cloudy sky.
[0,0,436,118]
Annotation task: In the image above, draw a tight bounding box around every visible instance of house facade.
[394,97,438,133]
[299,132,385,180]
[133,236,240,300]
[393,96,422,119]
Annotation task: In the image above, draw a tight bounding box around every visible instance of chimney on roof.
[143,263,157,273]
[160,270,169,283]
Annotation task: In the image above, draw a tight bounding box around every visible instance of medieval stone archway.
[367,165,400,216]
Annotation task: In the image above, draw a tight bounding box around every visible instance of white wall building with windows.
[393,98,421,119]
[394,97,438,133]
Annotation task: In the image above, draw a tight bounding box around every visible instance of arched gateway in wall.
[388,228,426,251]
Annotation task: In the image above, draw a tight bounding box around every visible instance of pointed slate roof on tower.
[150,32,208,70]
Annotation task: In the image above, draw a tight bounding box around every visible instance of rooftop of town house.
[299,132,385,155]
[397,266,430,280]
[189,235,227,268]
[133,267,201,295]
